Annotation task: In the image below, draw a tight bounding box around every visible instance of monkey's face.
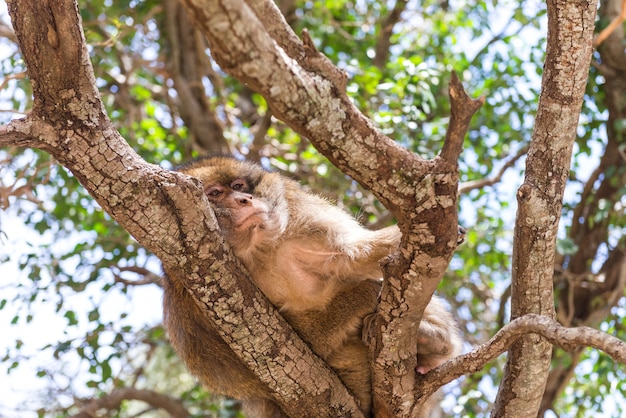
[179,157,289,254]
[204,177,270,234]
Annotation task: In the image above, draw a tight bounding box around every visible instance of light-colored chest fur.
[242,239,357,312]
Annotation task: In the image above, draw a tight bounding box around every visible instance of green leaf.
[64,310,79,326]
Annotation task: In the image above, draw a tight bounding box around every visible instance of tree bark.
[492,0,598,416]
[540,0,626,413]
[72,388,191,418]
[4,0,626,417]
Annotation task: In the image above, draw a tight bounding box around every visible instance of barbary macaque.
[162,156,462,417]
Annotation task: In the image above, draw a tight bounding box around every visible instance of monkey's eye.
[206,186,223,198]
[230,179,248,192]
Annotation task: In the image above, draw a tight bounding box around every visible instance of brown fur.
[162,156,461,417]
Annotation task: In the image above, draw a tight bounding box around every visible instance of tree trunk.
[492,0,598,416]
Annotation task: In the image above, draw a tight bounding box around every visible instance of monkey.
[162,156,462,418]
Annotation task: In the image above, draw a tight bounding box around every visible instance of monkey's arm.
[290,219,401,281]
[338,224,401,278]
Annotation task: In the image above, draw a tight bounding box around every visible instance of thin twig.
[458,145,529,194]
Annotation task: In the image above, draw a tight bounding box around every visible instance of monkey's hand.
[334,225,401,279]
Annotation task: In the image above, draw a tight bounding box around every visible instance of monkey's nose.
[238,196,253,205]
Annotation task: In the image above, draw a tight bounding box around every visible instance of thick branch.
[0,121,39,148]
[369,75,481,417]
[6,1,482,416]
[245,0,305,62]
[179,0,418,213]
[494,0,598,416]
[176,3,482,415]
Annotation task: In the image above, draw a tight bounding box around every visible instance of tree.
[0,0,625,417]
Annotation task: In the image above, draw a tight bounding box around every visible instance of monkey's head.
[178,156,289,255]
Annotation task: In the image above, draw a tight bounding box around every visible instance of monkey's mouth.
[235,210,268,230]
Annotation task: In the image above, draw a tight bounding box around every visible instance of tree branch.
[162,0,229,154]
[493,0,598,416]
[6,0,482,416]
[112,265,162,287]
[593,0,626,47]
[0,120,39,148]
[417,314,626,400]
[458,145,528,195]
[372,0,409,69]
[440,73,485,165]
[0,20,17,43]
[72,387,191,418]
[177,2,483,415]
[245,0,305,62]
[179,0,416,212]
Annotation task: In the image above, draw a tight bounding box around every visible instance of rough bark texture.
[369,75,482,416]
[8,0,620,417]
[416,314,626,400]
[492,0,598,416]
[540,0,626,413]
